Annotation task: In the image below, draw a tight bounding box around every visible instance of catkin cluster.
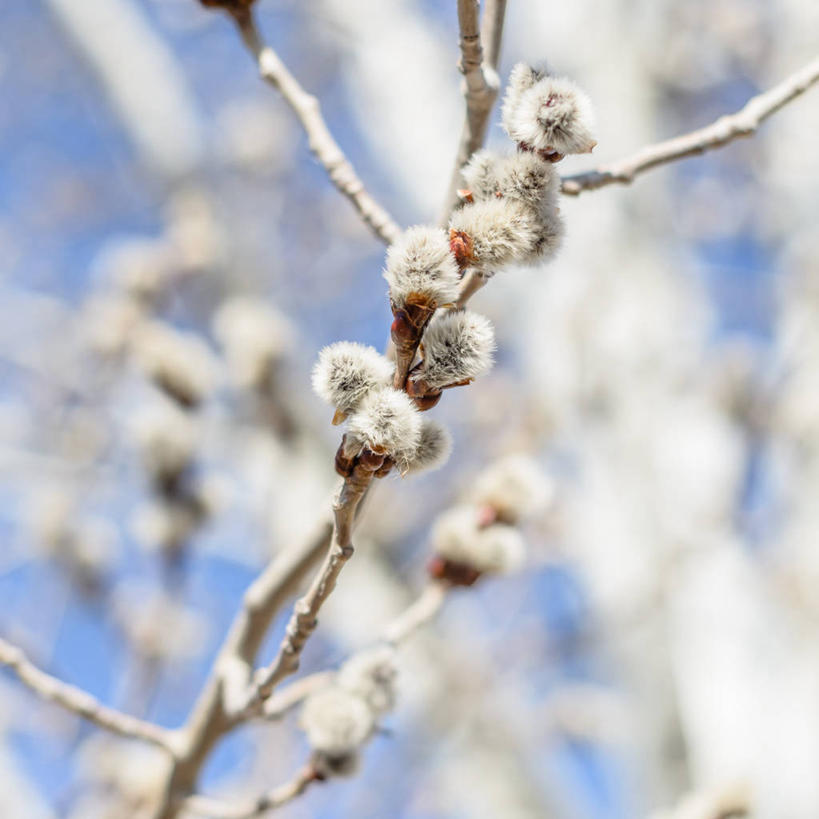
[450,64,595,281]
[428,455,553,585]
[299,647,398,777]
[312,63,595,485]
[313,64,595,486]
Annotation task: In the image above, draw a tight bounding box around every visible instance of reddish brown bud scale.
[390,299,436,390]
[198,0,256,8]
[449,229,474,270]
[358,447,387,471]
[411,393,442,411]
[334,436,357,478]
[374,457,395,478]
[427,555,482,587]
[405,375,442,411]
[476,504,499,528]
[517,141,564,163]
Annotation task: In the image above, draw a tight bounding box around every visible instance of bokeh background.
[1,0,819,817]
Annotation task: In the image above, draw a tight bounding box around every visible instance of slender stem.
[455,269,488,308]
[382,582,448,645]
[561,56,819,196]
[262,670,336,720]
[180,765,318,819]
[0,636,175,752]
[231,11,401,245]
[480,0,507,73]
[239,463,376,715]
[151,517,334,818]
[440,0,507,221]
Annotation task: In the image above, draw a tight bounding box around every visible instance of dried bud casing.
[385,227,461,388]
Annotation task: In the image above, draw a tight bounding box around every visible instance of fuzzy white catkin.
[463,150,558,209]
[460,149,499,202]
[405,419,453,474]
[449,197,543,270]
[471,455,553,523]
[312,342,394,413]
[300,686,374,762]
[213,297,293,389]
[347,386,421,463]
[83,294,145,357]
[132,321,218,406]
[503,63,543,118]
[419,310,495,389]
[131,401,197,481]
[383,225,460,307]
[338,646,398,717]
[502,64,596,156]
[431,505,526,574]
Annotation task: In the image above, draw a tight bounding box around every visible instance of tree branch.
[0,636,175,752]
[179,582,449,816]
[180,765,318,819]
[151,516,334,818]
[480,0,507,74]
[561,56,819,196]
[261,670,336,720]
[230,10,401,245]
[440,0,507,220]
[382,581,448,645]
[239,463,377,716]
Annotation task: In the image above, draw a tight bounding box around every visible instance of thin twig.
[0,636,175,752]
[240,464,376,715]
[382,582,448,645]
[262,670,336,720]
[440,0,507,221]
[231,10,401,245]
[455,269,488,307]
[151,517,334,818]
[260,583,449,721]
[561,56,819,196]
[480,0,507,74]
[181,765,318,819]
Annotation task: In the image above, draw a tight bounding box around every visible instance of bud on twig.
[384,227,460,388]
